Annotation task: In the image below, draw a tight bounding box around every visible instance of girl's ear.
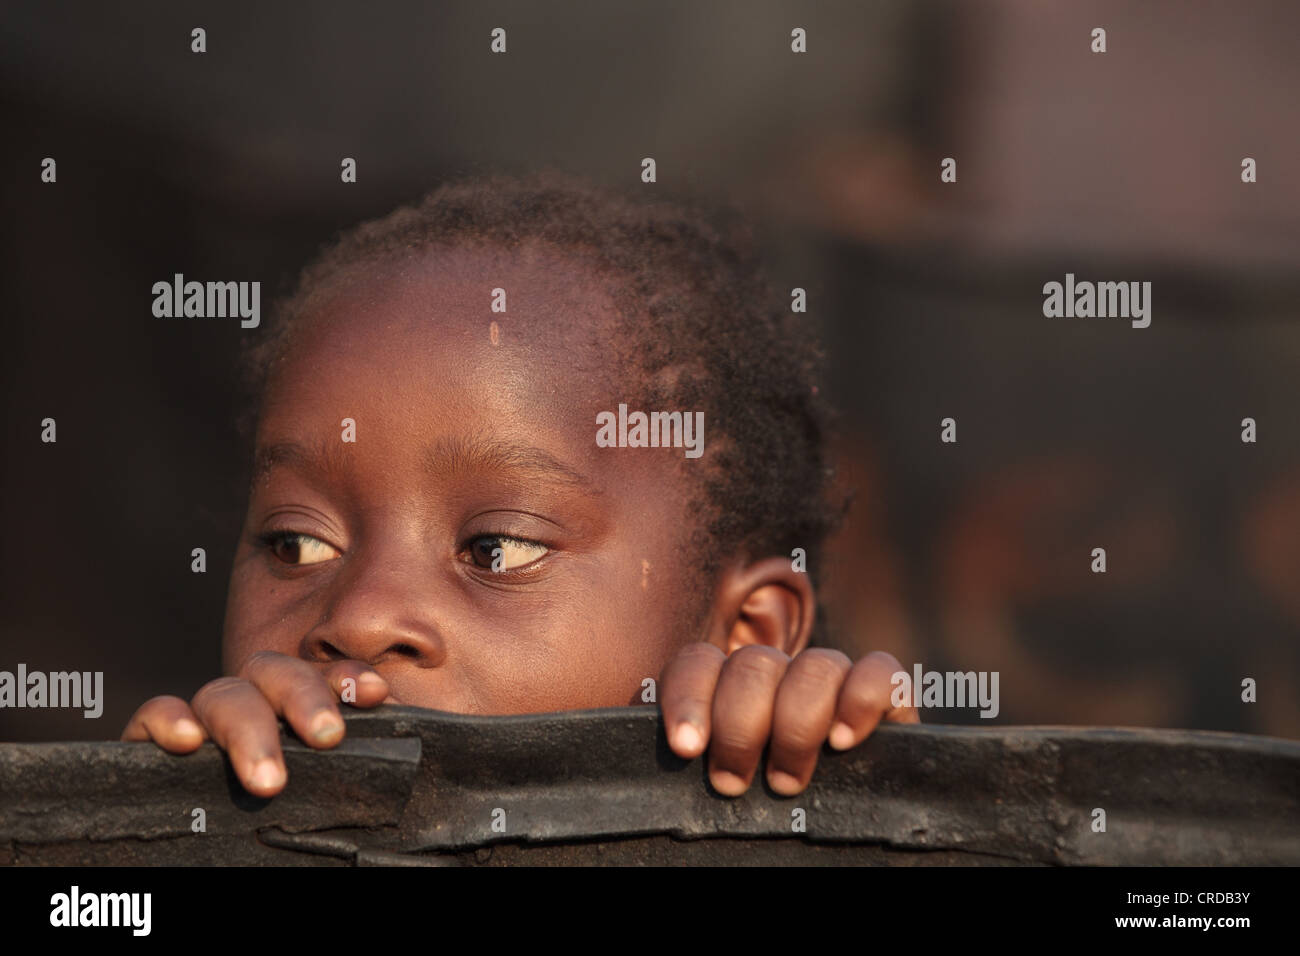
[705,555,816,657]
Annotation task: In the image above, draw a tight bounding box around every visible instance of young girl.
[122,170,917,800]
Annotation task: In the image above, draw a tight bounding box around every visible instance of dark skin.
[123,244,917,797]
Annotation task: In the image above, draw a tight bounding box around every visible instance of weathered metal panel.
[2,707,1296,865]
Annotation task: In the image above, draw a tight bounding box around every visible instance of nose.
[300,546,447,669]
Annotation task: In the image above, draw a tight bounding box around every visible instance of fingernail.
[709,768,749,797]
[358,672,386,691]
[174,718,203,740]
[767,769,804,795]
[251,758,285,792]
[675,721,703,754]
[828,721,855,750]
[310,710,344,744]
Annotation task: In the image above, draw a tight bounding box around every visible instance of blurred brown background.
[3,0,1298,740]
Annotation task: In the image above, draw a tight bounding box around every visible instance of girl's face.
[222,246,710,713]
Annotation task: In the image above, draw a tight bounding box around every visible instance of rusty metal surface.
[2,706,1297,865]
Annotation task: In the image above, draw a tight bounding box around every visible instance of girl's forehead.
[267,250,627,413]
[285,245,626,369]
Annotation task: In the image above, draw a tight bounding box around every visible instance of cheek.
[487,612,658,711]
[458,590,682,713]
[568,569,696,695]
[220,549,302,672]
[569,520,707,684]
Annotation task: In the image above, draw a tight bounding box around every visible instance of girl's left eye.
[259,531,341,566]
[465,535,549,572]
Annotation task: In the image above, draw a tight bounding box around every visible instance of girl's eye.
[260,531,341,566]
[466,535,549,572]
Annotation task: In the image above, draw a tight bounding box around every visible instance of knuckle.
[726,645,789,682]
[772,711,825,753]
[792,648,851,685]
[191,676,248,708]
[708,708,770,756]
[863,650,904,674]
[283,666,330,698]
[673,642,725,670]
[239,649,287,677]
[712,712,759,754]
[138,694,183,713]
[710,727,761,759]
[661,644,724,698]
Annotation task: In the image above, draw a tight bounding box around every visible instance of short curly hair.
[238,169,842,640]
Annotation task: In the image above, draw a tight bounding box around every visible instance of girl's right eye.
[258,531,341,566]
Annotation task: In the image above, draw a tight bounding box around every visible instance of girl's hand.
[121,651,389,797]
[659,645,920,796]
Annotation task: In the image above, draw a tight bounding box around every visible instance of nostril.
[302,625,444,669]
[312,640,347,662]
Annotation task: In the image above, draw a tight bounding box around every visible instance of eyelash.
[256,530,335,562]
[255,530,550,573]
[461,534,551,575]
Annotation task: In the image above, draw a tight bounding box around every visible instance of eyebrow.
[424,434,596,490]
[251,438,350,486]
[251,434,598,492]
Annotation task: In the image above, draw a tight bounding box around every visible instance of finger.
[766,648,853,795]
[238,651,346,748]
[827,651,919,751]
[707,645,791,796]
[659,643,726,758]
[324,660,390,709]
[190,677,288,797]
[121,695,208,753]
